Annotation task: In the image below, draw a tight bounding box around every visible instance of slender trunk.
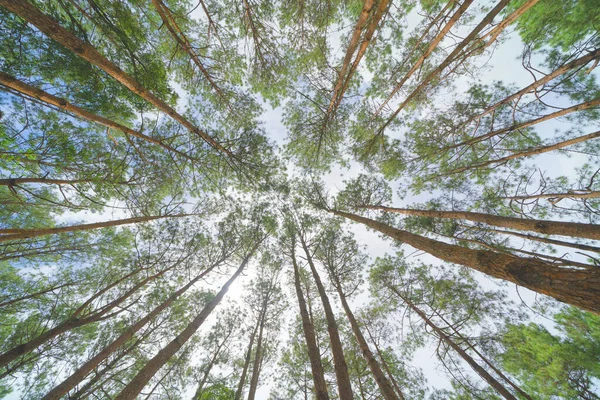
[42,259,223,400]
[445,98,600,153]
[502,190,600,202]
[332,209,600,313]
[247,303,267,400]
[291,250,330,400]
[0,177,92,186]
[364,324,405,398]
[486,227,600,253]
[114,241,261,400]
[0,0,232,156]
[481,0,540,45]
[378,0,511,133]
[375,0,473,116]
[0,281,76,309]
[193,331,232,398]
[361,205,600,240]
[0,214,193,243]
[332,279,402,399]
[0,72,194,161]
[300,236,354,399]
[433,311,532,400]
[234,319,260,400]
[391,289,517,400]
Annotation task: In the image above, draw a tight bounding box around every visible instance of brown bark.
[0,0,232,156]
[332,278,402,399]
[299,236,354,399]
[234,319,260,400]
[361,205,600,240]
[503,190,600,202]
[247,303,267,400]
[332,209,600,313]
[114,241,261,400]
[0,177,92,186]
[391,290,517,400]
[378,0,511,134]
[0,262,174,369]
[375,0,473,116]
[478,227,600,254]
[0,213,194,243]
[291,250,330,400]
[41,259,224,400]
[0,72,195,161]
[481,0,539,45]
[364,324,405,398]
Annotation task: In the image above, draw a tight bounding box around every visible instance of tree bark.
[0,72,195,161]
[42,258,224,400]
[360,205,600,240]
[291,250,330,400]
[0,0,233,156]
[480,0,540,45]
[0,213,194,243]
[300,236,354,399]
[114,241,261,400]
[502,190,600,202]
[234,319,260,400]
[391,289,517,400]
[364,324,405,399]
[332,209,600,314]
[486,228,600,253]
[247,302,267,400]
[332,278,403,399]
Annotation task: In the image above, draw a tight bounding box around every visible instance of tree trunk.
[502,190,600,202]
[291,250,330,400]
[0,213,194,243]
[375,0,473,116]
[42,258,224,400]
[193,329,233,398]
[0,72,195,161]
[247,303,267,400]
[481,0,540,45]
[392,289,517,399]
[332,278,402,399]
[114,241,261,400]
[234,319,260,400]
[0,0,232,157]
[364,324,405,398]
[332,209,600,313]
[361,205,600,240]
[486,227,600,253]
[300,236,354,399]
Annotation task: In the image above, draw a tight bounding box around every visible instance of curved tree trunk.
[114,241,261,400]
[300,236,354,399]
[332,209,600,314]
[360,205,600,240]
[291,250,330,400]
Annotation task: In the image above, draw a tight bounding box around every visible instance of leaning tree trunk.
[234,318,260,400]
[291,250,330,400]
[0,0,232,156]
[114,241,261,400]
[42,257,225,400]
[332,209,600,314]
[360,205,600,240]
[247,303,267,400]
[300,236,354,400]
[390,288,517,400]
[332,277,403,400]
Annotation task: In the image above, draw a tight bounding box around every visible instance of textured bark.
[375,0,473,116]
[392,291,517,400]
[42,259,223,400]
[378,0,511,133]
[300,236,354,399]
[291,251,330,400]
[332,279,402,399]
[114,242,261,400]
[0,0,232,156]
[0,214,193,243]
[332,209,600,313]
[234,320,260,400]
[0,72,194,161]
[361,205,600,240]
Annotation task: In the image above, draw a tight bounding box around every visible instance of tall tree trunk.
[114,241,262,400]
[375,0,473,116]
[0,72,194,161]
[0,261,174,368]
[299,236,354,399]
[0,213,195,243]
[193,329,233,399]
[480,0,540,45]
[360,205,600,240]
[331,209,600,313]
[389,288,517,400]
[486,227,600,253]
[234,319,260,400]
[291,250,330,400]
[502,190,600,202]
[364,324,405,398]
[332,278,402,400]
[42,258,225,400]
[0,0,233,157]
[247,302,267,400]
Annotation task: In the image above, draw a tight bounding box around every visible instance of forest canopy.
[0,0,599,399]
